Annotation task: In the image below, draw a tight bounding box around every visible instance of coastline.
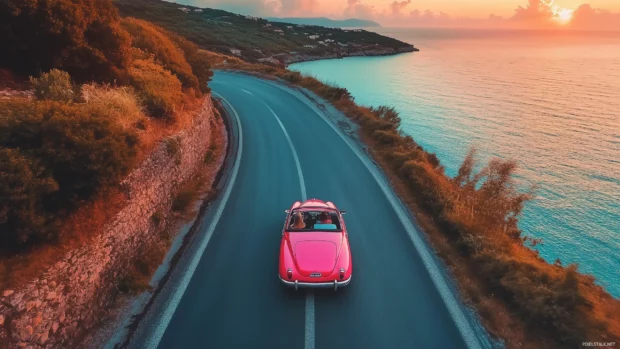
[277,45,419,66]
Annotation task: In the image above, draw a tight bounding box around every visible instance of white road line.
[304,291,315,349]
[259,78,485,349]
[241,88,307,202]
[144,92,244,349]
[241,87,314,349]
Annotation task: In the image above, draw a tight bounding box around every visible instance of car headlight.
[287,268,293,280]
[339,268,345,280]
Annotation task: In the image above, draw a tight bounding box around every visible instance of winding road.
[123,71,488,349]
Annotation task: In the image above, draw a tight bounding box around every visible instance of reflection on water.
[291,28,620,297]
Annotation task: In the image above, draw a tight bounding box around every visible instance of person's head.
[293,211,304,226]
[319,211,331,223]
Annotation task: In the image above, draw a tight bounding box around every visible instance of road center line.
[304,291,315,349]
[241,89,307,202]
[241,87,314,349]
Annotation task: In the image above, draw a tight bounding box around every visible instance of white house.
[308,35,319,40]
[230,48,242,56]
[178,7,190,13]
[194,9,203,13]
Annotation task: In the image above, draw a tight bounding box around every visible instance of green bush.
[1,0,132,82]
[121,18,199,91]
[30,69,75,102]
[128,58,183,118]
[0,149,59,247]
[0,99,139,251]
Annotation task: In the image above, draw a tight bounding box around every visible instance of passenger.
[317,211,332,224]
[290,211,306,229]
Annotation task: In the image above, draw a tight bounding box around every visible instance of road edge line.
[143,92,244,349]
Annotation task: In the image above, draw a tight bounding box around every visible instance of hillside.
[115,0,416,65]
[266,17,381,28]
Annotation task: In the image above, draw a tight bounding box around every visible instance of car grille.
[310,273,322,278]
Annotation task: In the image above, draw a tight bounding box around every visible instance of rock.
[19,325,33,341]
[52,322,59,334]
[0,314,4,325]
[2,290,14,297]
[39,330,49,345]
[26,301,36,311]
[59,313,65,323]
[17,343,27,348]
[32,315,42,327]
[49,281,57,288]
[45,292,56,301]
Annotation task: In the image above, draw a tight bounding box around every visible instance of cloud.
[389,0,411,16]
[343,0,375,19]
[278,0,317,16]
[570,4,620,30]
[511,0,555,22]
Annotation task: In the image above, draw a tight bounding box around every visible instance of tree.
[0,0,132,82]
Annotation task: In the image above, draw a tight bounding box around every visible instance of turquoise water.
[291,28,620,297]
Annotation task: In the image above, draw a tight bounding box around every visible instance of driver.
[290,211,306,229]
[317,211,332,224]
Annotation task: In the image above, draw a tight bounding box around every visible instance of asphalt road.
[124,71,488,349]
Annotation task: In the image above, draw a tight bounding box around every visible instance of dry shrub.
[81,83,146,130]
[121,18,199,92]
[128,58,183,119]
[30,69,75,102]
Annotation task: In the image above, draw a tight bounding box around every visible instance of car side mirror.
[285,210,290,214]
[340,210,346,215]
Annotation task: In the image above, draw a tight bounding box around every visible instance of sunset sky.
[177,0,620,29]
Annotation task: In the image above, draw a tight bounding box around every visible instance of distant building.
[308,35,319,40]
[264,23,272,27]
[303,44,317,49]
[287,26,293,29]
[273,29,284,33]
[245,15,259,21]
[325,39,335,43]
[230,48,242,56]
[194,9,203,12]
[178,7,190,13]
[318,41,325,45]
[353,29,362,32]
[338,42,348,47]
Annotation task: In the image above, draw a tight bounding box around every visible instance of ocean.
[290,28,620,297]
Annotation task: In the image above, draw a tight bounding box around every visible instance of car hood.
[293,238,341,276]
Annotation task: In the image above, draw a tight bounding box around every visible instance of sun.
[554,8,574,24]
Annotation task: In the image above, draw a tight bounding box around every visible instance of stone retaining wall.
[0,97,216,349]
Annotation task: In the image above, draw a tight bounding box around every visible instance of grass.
[81,83,146,130]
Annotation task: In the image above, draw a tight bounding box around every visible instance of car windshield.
[288,209,341,231]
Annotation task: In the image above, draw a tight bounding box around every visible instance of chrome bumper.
[279,275,352,290]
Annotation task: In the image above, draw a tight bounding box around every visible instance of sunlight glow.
[553,7,574,24]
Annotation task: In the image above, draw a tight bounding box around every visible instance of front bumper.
[279,275,352,290]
